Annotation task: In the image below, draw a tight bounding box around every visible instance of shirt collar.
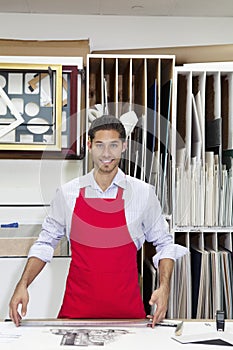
[79,168,127,190]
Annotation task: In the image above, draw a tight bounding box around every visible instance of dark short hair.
[88,115,126,142]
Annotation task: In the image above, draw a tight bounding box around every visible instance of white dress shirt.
[28,168,188,267]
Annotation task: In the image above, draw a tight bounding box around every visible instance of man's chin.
[99,166,114,173]
[98,162,118,173]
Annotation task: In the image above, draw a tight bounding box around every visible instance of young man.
[9,115,188,327]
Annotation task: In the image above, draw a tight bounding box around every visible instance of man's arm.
[148,258,174,328]
[9,257,46,326]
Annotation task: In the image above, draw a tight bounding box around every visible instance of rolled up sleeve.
[152,242,189,268]
[143,185,189,268]
[28,188,66,262]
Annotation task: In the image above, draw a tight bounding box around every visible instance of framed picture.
[0,63,62,151]
[61,65,80,157]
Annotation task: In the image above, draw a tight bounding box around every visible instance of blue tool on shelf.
[1,222,19,228]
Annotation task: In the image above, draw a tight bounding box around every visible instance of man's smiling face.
[88,129,127,175]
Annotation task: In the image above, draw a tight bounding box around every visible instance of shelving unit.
[168,63,233,319]
[85,54,175,217]
[85,55,233,320]
[0,224,69,257]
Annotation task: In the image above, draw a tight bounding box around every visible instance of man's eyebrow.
[94,139,121,143]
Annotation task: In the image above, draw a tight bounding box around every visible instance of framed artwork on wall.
[0,63,63,151]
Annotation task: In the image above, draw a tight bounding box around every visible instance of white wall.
[0,159,83,206]
[0,13,232,51]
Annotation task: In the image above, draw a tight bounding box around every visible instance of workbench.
[1,319,233,349]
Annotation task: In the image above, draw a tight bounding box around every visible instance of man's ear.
[87,139,92,150]
[122,141,127,153]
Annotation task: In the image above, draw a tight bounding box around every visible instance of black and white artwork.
[50,328,131,347]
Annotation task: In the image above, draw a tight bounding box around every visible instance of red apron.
[58,187,145,319]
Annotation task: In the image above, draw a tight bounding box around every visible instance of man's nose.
[102,145,111,156]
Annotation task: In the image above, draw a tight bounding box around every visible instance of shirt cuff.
[152,244,189,268]
[28,243,54,263]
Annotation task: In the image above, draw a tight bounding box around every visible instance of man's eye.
[96,144,104,149]
[110,143,118,148]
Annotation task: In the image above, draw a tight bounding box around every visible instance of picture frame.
[0,63,63,151]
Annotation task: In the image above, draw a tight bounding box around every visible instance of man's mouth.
[100,159,114,165]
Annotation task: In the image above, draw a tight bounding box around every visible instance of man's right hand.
[9,283,29,326]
